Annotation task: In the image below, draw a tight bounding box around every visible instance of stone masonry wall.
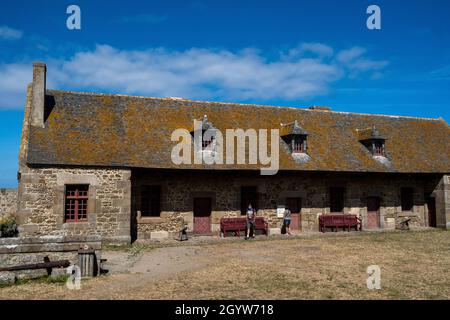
[17,167,131,243]
[15,165,445,242]
[132,170,443,239]
[0,236,102,279]
[433,175,450,229]
[0,189,17,219]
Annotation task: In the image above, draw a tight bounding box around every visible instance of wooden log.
[0,259,70,272]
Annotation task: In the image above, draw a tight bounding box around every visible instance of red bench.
[220,217,268,237]
[319,214,362,232]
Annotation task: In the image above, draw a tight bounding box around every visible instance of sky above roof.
[1,0,450,187]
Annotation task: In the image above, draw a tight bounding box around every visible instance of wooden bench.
[220,217,268,237]
[319,214,362,232]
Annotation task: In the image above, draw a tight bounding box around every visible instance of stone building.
[15,62,450,243]
[0,189,17,219]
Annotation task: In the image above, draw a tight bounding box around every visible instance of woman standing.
[283,207,292,235]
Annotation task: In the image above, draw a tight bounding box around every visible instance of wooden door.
[286,197,302,231]
[193,197,212,234]
[241,186,258,215]
[427,196,437,227]
[366,197,380,229]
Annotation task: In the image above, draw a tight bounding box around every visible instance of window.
[65,185,89,222]
[280,120,308,156]
[202,135,214,150]
[401,188,414,212]
[241,186,258,215]
[141,186,161,217]
[374,141,384,156]
[293,136,306,153]
[357,126,386,157]
[330,187,345,213]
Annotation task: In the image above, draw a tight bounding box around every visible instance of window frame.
[292,136,306,153]
[64,184,89,223]
[373,141,385,156]
[202,134,215,151]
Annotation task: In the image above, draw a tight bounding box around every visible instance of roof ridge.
[47,89,444,122]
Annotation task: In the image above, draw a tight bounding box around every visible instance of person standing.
[245,204,256,240]
[284,206,292,235]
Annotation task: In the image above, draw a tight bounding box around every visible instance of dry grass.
[1,230,449,300]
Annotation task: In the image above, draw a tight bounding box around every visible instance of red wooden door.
[367,197,380,229]
[427,196,437,227]
[286,197,301,231]
[193,198,212,234]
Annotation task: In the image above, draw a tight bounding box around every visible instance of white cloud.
[0,43,389,109]
[337,47,366,63]
[337,47,388,78]
[0,26,23,40]
[284,43,334,60]
[0,63,31,108]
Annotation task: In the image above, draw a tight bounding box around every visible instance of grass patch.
[0,229,449,299]
[1,274,71,289]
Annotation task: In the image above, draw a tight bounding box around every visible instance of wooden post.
[78,246,98,277]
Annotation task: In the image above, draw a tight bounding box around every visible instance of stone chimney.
[31,62,46,127]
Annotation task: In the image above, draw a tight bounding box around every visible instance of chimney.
[309,105,331,111]
[31,62,46,127]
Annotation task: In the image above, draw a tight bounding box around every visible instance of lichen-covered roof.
[280,120,308,137]
[356,125,386,141]
[27,90,450,173]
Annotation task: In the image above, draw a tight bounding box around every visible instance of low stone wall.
[0,189,17,218]
[0,235,102,280]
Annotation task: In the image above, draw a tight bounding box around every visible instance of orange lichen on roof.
[25,90,450,173]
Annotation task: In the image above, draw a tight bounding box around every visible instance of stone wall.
[15,165,447,242]
[132,170,444,239]
[17,167,131,243]
[433,175,450,229]
[0,235,101,280]
[0,189,17,218]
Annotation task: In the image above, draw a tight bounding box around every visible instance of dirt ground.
[0,229,449,300]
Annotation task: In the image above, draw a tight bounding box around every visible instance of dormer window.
[293,136,306,153]
[202,136,214,150]
[190,114,217,152]
[374,141,384,156]
[357,125,386,157]
[281,120,308,155]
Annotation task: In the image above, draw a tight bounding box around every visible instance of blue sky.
[0,0,449,187]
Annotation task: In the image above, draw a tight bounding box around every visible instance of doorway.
[286,197,302,231]
[241,186,258,215]
[426,196,437,227]
[193,197,212,234]
[366,197,381,229]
